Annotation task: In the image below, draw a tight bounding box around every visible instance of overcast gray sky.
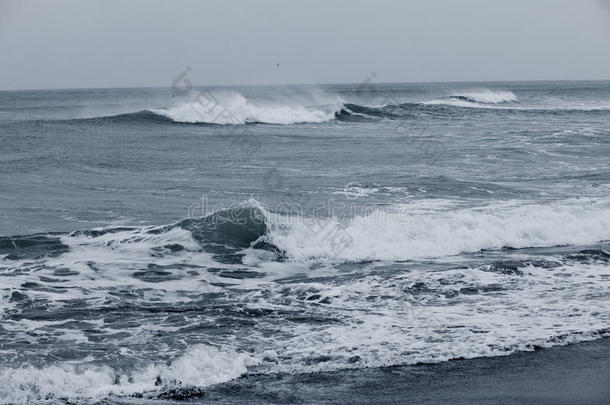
[1,0,610,90]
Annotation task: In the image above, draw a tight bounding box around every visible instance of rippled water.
[0,81,609,403]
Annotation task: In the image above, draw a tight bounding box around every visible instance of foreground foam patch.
[0,345,257,403]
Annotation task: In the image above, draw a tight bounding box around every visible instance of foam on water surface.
[2,81,610,403]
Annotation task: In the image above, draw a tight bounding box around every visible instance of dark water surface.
[0,81,609,402]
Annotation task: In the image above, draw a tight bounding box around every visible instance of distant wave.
[151,91,340,125]
[22,89,610,127]
[424,90,518,108]
[50,110,180,125]
[36,102,469,125]
[335,90,519,120]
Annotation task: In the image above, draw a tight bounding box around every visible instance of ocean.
[0,79,609,403]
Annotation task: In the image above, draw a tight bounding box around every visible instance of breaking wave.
[151,91,341,125]
[0,345,256,403]
[31,88,610,126]
[262,197,610,261]
[3,197,610,264]
[2,198,610,403]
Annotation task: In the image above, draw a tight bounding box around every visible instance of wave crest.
[263,198,610,261]
[4,197,610,264]
[151,91,341,125]
[425,90,517,107]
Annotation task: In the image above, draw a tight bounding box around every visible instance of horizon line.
[2,77,610,93]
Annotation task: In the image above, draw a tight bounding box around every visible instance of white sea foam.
[151,91,342,125]
[0,345,257,403]
[454,90,517,104]
[264,197,610,261]
[0,225,235,323]
[241,259,610,375]
[2,198,610,402]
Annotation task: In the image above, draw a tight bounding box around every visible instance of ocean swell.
[425,90,518,107]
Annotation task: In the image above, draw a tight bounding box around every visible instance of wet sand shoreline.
[195,338,610,404]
